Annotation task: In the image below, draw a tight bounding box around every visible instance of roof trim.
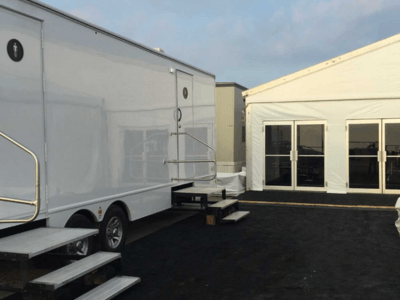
[243,33,400,98]
[23,0,215,78]
[216,82,248,90]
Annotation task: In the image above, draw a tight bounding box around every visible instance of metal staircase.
[0,228,140,300]
[167,131,250,224]
[172,183,249,225]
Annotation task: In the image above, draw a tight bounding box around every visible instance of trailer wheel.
[99,205,128,252]
[65,214,94,256]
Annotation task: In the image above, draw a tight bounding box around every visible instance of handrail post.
[0,131,40,223]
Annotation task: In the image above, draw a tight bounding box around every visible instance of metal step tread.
[30,252,121,290]
[209,199,238,209]
[0,228,98,259]
[173,187,225,196]
[223,211,250,222]
[75,276,140,300]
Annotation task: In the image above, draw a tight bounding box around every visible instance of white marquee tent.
[243,34,400,194]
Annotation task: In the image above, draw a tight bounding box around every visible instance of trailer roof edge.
[23,0,216,79]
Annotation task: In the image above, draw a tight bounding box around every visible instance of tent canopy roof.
[243,33,400,100]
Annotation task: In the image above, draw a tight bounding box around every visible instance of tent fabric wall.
[249,99,400,193]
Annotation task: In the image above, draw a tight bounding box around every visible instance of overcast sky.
[39,0,400,89]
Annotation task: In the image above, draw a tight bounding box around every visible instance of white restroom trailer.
[0,0,216,251]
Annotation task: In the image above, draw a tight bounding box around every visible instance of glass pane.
[349,124,379,155]
[349,157,379,189]
[265,125,291,155]
[297,125,324,155]
[297,157,324,187]
[385,123,400,155]
[146,129,169,183]
[265,156,291,186]
[386,158,400,190]
[124,130,144,183]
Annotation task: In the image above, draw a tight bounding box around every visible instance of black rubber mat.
[237,190,399,207]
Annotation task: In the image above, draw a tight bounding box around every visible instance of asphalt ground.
[118,203,400,300]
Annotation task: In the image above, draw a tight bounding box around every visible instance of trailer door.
[0,8,46,222]
[176,71,194,179]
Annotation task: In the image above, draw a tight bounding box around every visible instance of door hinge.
[345,126,348,131]
[262,126,264,133]
[262,180,265,185]
[326,182,328,187]
[43,73,45,93]
[41,30,44,49]
[346,182,348,188]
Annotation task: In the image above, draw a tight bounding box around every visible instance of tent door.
[383,119,400,194]
[347,120,382,193]
[263,121,327,191]
[347,119,400,194]
[263,121,294,190]
[294,121,326,191]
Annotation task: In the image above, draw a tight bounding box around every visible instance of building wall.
[216,85,246,173]
[233,87,246,165]
[216,86,234,163]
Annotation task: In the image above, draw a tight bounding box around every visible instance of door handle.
[290,151,298,161]
[177,108,182,122]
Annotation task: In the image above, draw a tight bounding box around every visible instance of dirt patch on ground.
[119,204,400,300]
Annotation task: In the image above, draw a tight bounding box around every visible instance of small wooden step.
[75,276,140,300]
[30,252,121,291]
[209,199,238,210]
[0,228,98,260]
[223,211,250,223]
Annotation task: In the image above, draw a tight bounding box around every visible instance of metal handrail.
[0,131,40,223]
[166,132,216,182]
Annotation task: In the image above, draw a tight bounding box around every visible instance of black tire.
[64,214,94,256]
[99,205,128,252]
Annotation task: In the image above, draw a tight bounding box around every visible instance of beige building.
[243,33,400,195]
[216,82,247,173]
